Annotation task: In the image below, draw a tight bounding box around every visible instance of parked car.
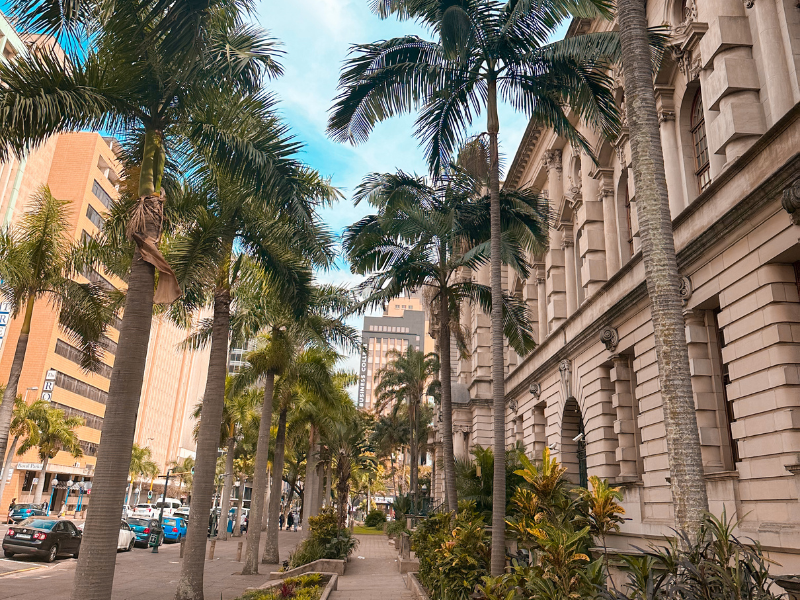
[161,517,187,542]
[3,518,82,562]
[118,520,136,551]
[127,517,163,548]
[173,509,190,521]
[131,503,157,519]
[122,505,133,519]
[7,504,47,524]
[153,498,183,517]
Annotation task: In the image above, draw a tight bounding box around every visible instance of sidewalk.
[1,529,304,599]
[329,535,413,600]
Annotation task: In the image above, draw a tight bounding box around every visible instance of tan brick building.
[432,0,800,574]
[0,129,210,512]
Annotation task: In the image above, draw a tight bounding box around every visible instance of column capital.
[561,238,574,249]
[543,149,563,173]
[781,179,800,225]
[658,109,676,123]
[682,308,705,325]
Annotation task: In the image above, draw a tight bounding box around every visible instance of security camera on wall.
[572,432,585,442]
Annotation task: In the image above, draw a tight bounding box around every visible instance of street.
[0,524,303,599]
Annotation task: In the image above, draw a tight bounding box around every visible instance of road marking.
[0,565,43,577]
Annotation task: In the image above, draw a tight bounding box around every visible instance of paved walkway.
[0,528,303,599]
[330,535,413,600]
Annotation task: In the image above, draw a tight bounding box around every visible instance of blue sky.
[253,0,567,377]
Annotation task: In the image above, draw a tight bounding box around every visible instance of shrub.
[236,573,325,600]
[364,509,387,527]
[385,520,408,538]
[289,508,359,568]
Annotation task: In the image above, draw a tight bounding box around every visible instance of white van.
[132,498,183,519]
[154,498,183,517]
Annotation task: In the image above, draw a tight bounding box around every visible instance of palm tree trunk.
[336,462,348,529]
[71,128,162,600]
[306,425,318,520]
[175,286,231,600]
[617,0,708,540]
[390,455,397,499]
[126,479,133,508]
[0,297,35,483]
[242,371,274,574]
[232,473,246,538]
[32,455,50,504]
[325,462,332,507]
[408,402,418,512]
[218,436,235,541]
[0,435,20,512]
[487,76,507,576]
[261,479,269,532]
[262,407,287,564]
[438,278,458,512]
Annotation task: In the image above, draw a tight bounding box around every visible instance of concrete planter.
[248,573,338,600]
[268,559,346,579]
[405,572,430,600]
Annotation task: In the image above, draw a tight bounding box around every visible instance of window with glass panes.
[691,90,711,192]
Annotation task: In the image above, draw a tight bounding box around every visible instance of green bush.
[236,573,325,600]
[289,508,359,568]
[385,520,408,537]
[364,509,386,528]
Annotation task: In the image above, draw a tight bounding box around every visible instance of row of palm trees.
[0,2,347,600]
[330,0,708,576]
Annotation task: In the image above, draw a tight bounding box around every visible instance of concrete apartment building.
[431,0,800,574]
[357,296,433,412]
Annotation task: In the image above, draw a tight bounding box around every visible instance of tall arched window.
[691,90,711,192]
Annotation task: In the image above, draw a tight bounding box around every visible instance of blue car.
[161,517,187,543]
[7,504,47,524]
[126,517,163,547]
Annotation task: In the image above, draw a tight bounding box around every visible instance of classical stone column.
[594,168,620,277]
[684,309,725,471]
[521,268,539,345]
[610,355,640,481]
[654,86,686,218]
[575,193,608,298]
[562,230,578,317]
[546,228,567,331]
[750,0,793,123]
[536,267,547,343]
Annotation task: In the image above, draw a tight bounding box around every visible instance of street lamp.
[23,386,38,403]
[63,479,74,515]
[48,477,59,516]
[152,469,173,553]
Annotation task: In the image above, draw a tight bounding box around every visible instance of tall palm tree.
[233,285,358,574]
[374,347,439,510]
[616,0,708,538]
[17,406,84,504]
[190,382,259,541]
[0,397,48,507]
[170,457,195,503]
[0,3,317,595]
[0,188,110,488]
[323,415,377,529]
[126,444,158,508]
[370,413,409,498]
[329,0,621,573]
[345,155,546,512]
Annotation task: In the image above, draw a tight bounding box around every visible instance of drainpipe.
[3,154,27,229]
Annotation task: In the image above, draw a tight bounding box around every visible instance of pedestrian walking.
[279,513,284,530]
[8,498,16,513]
[287,512,294,531]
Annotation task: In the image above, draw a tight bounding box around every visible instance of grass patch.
[352,525,385,535]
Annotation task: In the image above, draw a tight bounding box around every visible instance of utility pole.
[152,469,172,554]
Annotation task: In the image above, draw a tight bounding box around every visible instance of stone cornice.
[504,120,543,190]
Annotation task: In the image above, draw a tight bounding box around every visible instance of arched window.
[691,90,711,192]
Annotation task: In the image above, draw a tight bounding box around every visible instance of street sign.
[43,380,55,391]
[148,533,160,547]
[32,477,39,484]
[45,369,57,380]
[41,392,52,402]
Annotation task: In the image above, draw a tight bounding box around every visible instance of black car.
[2,518,82,563]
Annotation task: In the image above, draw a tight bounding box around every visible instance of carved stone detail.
[509,398,518,413]
[659,109,676,123]
[600,326,620,352]
[673,0,698,34]
[679,275,693,302]
[543,149,563,174]
[781,179,800,225]
[530,382,541,399]
[559,359,573,400]
[452,424,472,434]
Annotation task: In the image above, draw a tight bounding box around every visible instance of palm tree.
[345,157,546,512]
[190,382,259,541]
[232,284,358,574]
[323,416,377,529]
[126,444,158,508]
[0,188,109,488]
[329,0,621,572]
[17,406,84,504]
[170,457,196,504]
[371,413,409,498]
[615,0,708,538]
[374,347,439,510]
[0,3,319,594]
[0,397,48,507]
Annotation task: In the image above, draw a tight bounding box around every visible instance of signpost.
[151,469,172,553]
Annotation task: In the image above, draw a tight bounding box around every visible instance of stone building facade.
[432,0,800,573]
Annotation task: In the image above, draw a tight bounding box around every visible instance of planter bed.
[244,572,338,600]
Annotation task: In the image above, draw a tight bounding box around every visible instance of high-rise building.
[356,295,434,412]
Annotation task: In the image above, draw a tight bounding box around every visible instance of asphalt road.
[0,524,303,600]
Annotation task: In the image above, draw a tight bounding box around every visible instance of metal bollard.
[237,541,243,562]
[180,537,186,558]
[208,539,216,560]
